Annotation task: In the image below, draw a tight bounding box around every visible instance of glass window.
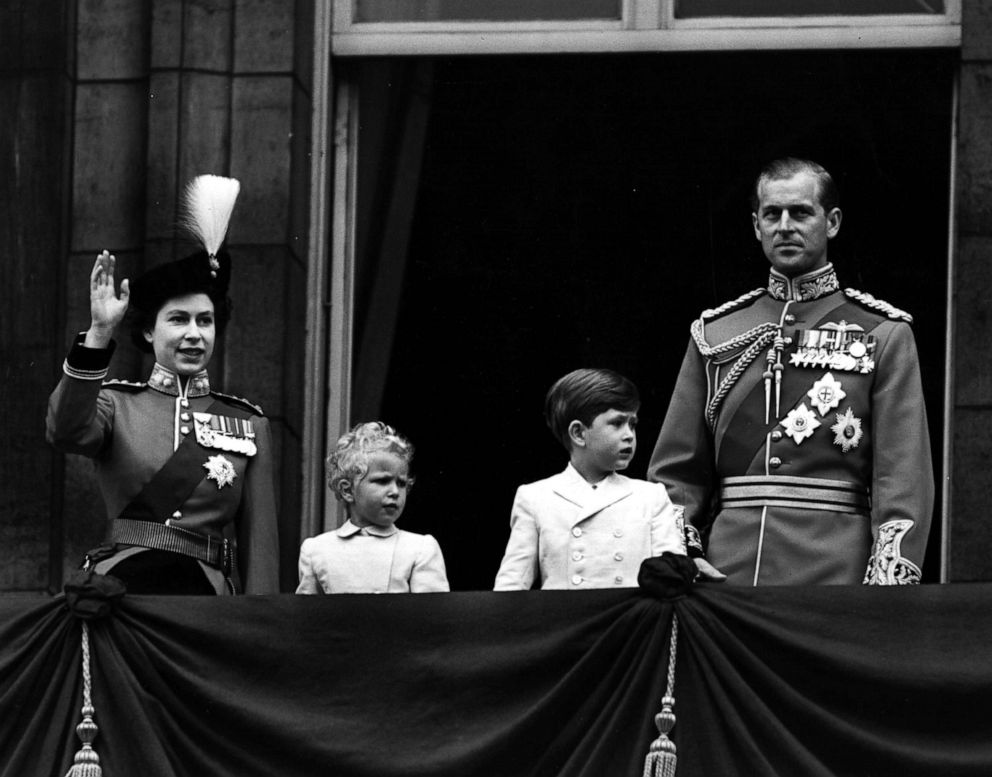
[355,0,621,24]
[675,0,945,18]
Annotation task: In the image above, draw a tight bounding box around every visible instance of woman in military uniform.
[46,177,279,594]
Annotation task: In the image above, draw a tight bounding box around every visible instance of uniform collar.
[767,263,840,302]
[148,363,211,397]
[336,519,398,538]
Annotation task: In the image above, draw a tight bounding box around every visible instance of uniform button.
[163,377,173,387]
[571,551,583,561]
[784,314,796,325]
[180,412,191,422]
[783,336,793,346]
[172,510,182,520]
[614,576,624,584]
[771,430,783,441]
[180,398,190,408]
[571,574,582,586]
[180,426,190,435]
[614,552,624,562]
[769,457,782,468]
[613,528,623,538]
[572,527,582,538]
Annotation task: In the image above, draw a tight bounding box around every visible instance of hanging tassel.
[643,614,679,777]
[180,174,241,276]
[65,622,102,777]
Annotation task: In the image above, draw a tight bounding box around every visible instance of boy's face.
[577,408,638,478]
[345,451,410,529]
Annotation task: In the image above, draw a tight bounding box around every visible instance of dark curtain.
[3,585,992,777]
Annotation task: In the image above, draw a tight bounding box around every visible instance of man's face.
[752,171,841,278]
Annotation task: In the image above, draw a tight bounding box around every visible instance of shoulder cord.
[691,318,780,432]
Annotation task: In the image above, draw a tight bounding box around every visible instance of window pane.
[675,0,945,17]
[355,0,621,23]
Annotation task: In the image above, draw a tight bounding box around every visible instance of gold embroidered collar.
[148,363,211,397]
[767,263,840,302]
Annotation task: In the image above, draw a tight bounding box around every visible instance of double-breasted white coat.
[494,464,685,590]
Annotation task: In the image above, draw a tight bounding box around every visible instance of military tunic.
[648,264,933,585]
[46,336,280,594]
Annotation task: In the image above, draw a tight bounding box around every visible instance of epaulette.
[843,288,913,323]
[700,287,766,321]
[210,390,264,416]
[101,379,147,393]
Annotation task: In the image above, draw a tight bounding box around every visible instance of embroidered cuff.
[863,519,922,585]
[63,333,116,381]
[684,522,705,559]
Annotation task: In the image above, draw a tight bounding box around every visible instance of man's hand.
[694,557,727,582]
[85,251,130,349]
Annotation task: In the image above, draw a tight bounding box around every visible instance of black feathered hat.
[127,175,240,352]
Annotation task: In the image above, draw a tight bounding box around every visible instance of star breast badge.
[203,454,237,489]
[807,372,846,416]
[830,407,864,453]
[780,402,821,444]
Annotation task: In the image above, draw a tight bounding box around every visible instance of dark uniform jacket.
[648,263,933,585]
[46,337,280,594]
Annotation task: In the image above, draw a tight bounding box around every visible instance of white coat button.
[615,576,624,584]
[614,552,624,561]
[571,551,583,561]
[572,527,582,538]
[571,575,582,586]
[613,528,623,538]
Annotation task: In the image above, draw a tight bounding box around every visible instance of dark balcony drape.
[3,584,991,777]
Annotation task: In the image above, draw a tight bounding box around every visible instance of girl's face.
[345,451,410,528]
[144,293,216,376]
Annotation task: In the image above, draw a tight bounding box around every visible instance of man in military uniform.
[648,157,933,585]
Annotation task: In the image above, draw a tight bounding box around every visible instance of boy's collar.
[565,462,620,489]
[337,519,398,538]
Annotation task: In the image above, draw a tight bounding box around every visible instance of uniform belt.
[719,475,870,514]
[113,519,234,574]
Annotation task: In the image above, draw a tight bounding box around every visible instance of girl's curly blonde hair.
[326,421,415,501]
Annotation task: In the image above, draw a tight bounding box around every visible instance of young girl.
[296,422,449,594]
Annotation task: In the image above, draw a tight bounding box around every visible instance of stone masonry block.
[151,0,182,69]
[294,0,314,96]
[184,0,233,72]
[72,83,147,251]
[222,245,291,415]
[76,0,149,80]
[289,82,311,261]
[951,408,992,581]
[955,236,992,405]
[146,72,182,239]
[963,0,992,62]
[230,76,293,243]
[178,72,232,186]
[958,65,992,235]
[234,0,295,74]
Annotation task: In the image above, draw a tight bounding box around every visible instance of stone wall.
[951,2,992,580]
[0,0,311,593]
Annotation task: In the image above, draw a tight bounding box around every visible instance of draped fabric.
[3,585,992,777]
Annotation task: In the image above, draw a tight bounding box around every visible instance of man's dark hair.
[545,368,640,451]
[750,157,839,213]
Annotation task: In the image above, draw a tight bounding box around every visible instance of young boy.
[297,421,449,594]
[494,368,685,590]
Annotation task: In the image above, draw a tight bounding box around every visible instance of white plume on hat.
[180,174,241,273]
